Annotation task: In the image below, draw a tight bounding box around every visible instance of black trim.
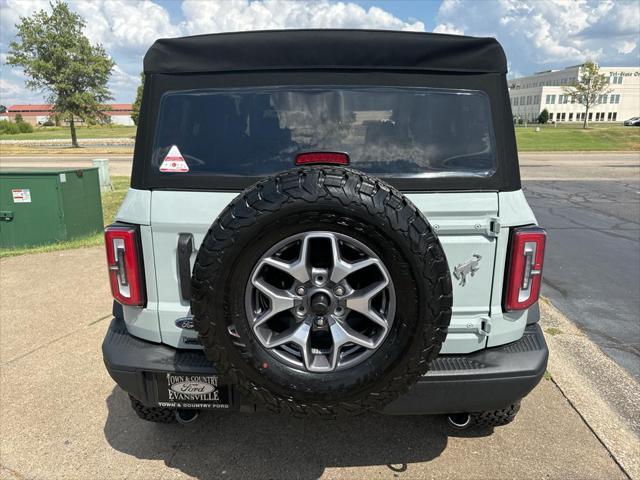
[131,71,520,192]
[177,233,193,301]
[103,317,547,414]
[527,302,540,325]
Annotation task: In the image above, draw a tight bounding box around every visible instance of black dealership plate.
[155,373,231,409]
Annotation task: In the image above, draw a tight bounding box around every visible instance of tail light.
[504,226,546,311]
[295,152,349,166]
[104,224,146,306]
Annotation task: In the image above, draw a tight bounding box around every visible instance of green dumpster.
[0,167,104,249]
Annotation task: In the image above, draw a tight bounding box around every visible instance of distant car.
[623,117,640,126]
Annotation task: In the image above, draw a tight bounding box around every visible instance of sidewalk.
[0,247,635,479]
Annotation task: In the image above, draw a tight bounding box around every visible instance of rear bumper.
[103,316,548,415]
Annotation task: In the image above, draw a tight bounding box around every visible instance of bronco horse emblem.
[453,254,482,286]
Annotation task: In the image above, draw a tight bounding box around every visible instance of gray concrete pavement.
[1,151,639,179]
[0,246,632,479]
[0,154,134,176]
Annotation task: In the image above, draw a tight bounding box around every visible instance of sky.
[1,0,639,105]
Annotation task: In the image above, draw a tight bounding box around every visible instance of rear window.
[152,86,496,178]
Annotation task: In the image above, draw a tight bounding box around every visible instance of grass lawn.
[0,176,130,258]
[515,123,640,152]
[0,125,136,141]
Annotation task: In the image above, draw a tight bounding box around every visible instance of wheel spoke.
[328,236,382,282]
[252,278,295,326]
[262,321,310,349]
[329,320,379,370]
[345,279,390,328]
[258,236,311,283]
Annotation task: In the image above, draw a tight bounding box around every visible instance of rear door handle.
[177,233,194,301]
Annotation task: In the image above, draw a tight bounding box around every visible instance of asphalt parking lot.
[0,247,634,480]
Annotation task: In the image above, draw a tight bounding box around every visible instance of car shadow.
[104,387,491,479]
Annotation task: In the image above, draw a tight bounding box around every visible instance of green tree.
[538,108,549,124]
[131,73,144,125]
[563,61,611,129]
[6,1,114,147]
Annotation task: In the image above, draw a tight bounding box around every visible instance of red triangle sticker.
[160,145,189,172]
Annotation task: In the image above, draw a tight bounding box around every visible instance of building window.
[613,112,617,121]
[534,95,540,104]
[596,112,601,121]
[569,113,573,121]
[549,113,554,120]
[610,94,620,104]
[527,96,532,105]
[588,112,593,121]
[598,94,608,104]
[546,94,556,104]
[514,97,519,106]
[611,75,623,85]
[607,112,612,121]
[561,113,566,120]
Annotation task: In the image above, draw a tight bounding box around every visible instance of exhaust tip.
[175,409,199,425]
[447,413,472,429]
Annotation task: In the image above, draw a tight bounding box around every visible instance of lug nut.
[334,286,345,296]
[315,317,326,327]
[296,286,306,296]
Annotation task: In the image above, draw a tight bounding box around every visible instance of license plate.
[155,373,231,409]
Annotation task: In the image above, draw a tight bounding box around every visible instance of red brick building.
[3,103,134,126]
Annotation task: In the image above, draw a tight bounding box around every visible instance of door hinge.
[447,316,492,337]
[487,217,501,238]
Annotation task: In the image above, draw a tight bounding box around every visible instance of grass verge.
[0,176,130,258]
[0,125,136,141]
[515,123,640,151]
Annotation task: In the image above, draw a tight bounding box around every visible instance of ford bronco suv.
[102,30,548,428]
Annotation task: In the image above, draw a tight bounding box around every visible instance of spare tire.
[191,167,452,416]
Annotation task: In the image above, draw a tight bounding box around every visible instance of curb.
[540,298,640,479]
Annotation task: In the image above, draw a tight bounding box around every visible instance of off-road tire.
[191,166,452,417]
[129,395,176,423]
[471,402,521,428]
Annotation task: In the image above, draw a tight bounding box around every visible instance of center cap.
[310,292,331,316]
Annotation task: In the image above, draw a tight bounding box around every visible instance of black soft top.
[144,29,507,75]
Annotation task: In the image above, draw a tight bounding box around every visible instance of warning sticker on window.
[12,189,31,203]
[159,145,189,172]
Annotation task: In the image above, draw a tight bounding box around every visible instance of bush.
[17,121,33,133]
[0,120,20,134]
[0,118,34,134]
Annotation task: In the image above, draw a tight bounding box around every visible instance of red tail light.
[104,224,146,306]
[295,152,349,166]
[504,226,546,311]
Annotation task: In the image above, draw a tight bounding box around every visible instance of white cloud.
[0,0,425,103]
[615,40,637,55]
[433,22,464,35]
[0,77,41,105]
[179,0,424,35]
[434,0,640,73]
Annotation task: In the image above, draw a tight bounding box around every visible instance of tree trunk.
[583,106,589,129]
[69,116,79,147]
